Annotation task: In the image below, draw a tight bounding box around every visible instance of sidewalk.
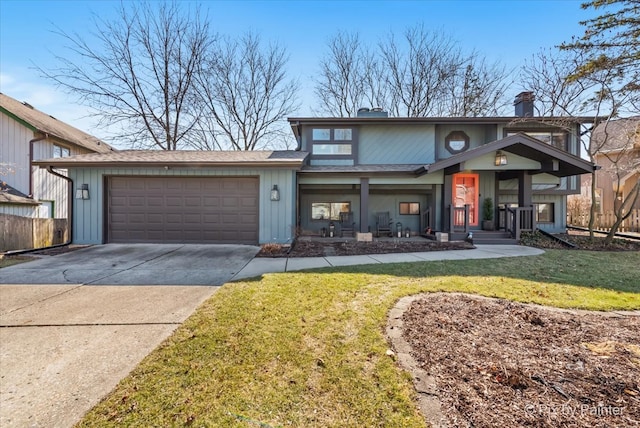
[232,244,544,281]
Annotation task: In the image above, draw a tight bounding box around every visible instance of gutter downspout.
[3,166,73,256]
[28,133,49,198]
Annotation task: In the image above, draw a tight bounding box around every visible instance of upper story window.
[310,128,354,156]
[508,131,567,151]
[53,144,70,158]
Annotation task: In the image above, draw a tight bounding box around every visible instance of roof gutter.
[3,166,73,256]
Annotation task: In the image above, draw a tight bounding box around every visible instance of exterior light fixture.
[270,184,280,201]
[494,151,507,166]
[75,183,90,200]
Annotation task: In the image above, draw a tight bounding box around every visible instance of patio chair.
[339,211,356,237]
[376,211,393,237]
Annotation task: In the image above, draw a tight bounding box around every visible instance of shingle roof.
[32,150,309,168]
[0,93,113,154]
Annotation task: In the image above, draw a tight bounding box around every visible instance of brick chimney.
[514,91,535,117]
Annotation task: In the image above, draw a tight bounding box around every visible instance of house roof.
[32,150,309,168]
[0,183,39,205]
[0,93,113,154]
[423,133,596,177]
[287,116,599,125]
[591,116,640,153]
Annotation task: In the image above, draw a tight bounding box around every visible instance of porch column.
[360,177,369,233]
[518,172,533,207]
[442,174,452,231]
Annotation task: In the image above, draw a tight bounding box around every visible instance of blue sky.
[0,0,592,136]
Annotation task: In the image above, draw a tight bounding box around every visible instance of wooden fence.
[0,214,69,252]
[567,209,640,233]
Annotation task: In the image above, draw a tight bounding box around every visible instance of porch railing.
[505,206,536,240]
[448,204,470,233]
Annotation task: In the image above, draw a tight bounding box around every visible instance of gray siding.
[1,113,32,194]
[69,167,296,245]
[359,125,435,164]
[435,124,494,160]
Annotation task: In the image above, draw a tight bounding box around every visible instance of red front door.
[453,173,479,226]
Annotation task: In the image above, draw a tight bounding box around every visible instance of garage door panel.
[108,176,259,244]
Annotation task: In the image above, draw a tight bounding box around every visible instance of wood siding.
[359,125,435,164]
[1,113,32,193]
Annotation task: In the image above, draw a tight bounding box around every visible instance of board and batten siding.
[33,141,93,219]
[69,167,296,245]
[358,125,435,165]
[1,113,32,194]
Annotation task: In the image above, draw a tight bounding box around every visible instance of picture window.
[311,202,351,221]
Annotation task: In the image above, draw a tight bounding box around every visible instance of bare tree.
[590,117,640,244]
[520,48,594,117]
[442,54,513,117]
[379,25,466,117]
[315,25,511,117]
[313,31,387,117]
[41,2,212,150]
[520,47,636,239]
[194,33,299,150]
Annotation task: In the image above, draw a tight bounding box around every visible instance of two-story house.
[1,92,113,219]
[33,92,596,245]
[291,92,596,241]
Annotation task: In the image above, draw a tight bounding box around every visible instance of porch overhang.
[418,133,596,177]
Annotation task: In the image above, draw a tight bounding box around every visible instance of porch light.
[270,184,280,201]
[495,151,507,166]
[75,183,90,200]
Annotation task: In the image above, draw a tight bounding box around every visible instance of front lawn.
[78,250,640,427]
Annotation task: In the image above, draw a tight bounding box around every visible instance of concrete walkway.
[232,244,545,280]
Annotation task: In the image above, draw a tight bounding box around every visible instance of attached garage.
[33,150,307,245]
[108,176,259,244]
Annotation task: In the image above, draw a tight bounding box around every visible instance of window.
[507,131,567,151]
[535,203,554,223]
[334,129,352,141]
[53,144,70,158]
[312,144,352,155]
[399,202,420,215]
[310,128,354,157]
[312,129,331,141]
[444,130,470,154]
[311,202,350,221]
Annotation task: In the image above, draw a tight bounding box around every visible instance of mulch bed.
[520,231,640,251]
[256,239,474,258]
[402,294,640,428]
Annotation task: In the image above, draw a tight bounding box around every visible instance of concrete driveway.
[0,243,259,285]
[0,244,259,427]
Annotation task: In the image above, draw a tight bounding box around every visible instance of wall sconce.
[270,184,280,201]
[75,183,90,200]
[494,151,507,166]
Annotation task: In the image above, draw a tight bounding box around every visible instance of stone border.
[385,292,640,428]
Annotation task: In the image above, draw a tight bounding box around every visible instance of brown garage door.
[108,176,259,244]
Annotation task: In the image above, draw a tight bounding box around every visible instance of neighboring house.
[0,92,113,219]
[33,92,596,245]
[590,117,640,214]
